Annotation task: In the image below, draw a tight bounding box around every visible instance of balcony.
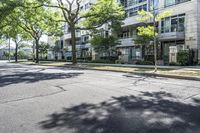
[159,32,185,41]
[159,24,185,41]
[63,32,81,40]
[117,38,134,47]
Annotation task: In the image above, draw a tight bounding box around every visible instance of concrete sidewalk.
[79,63,200,70]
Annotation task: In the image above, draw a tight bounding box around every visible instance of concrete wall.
[160,0,199,59]
[197,0,200,59]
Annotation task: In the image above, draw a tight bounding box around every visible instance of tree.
[8,1,63,63]
[17,50,26,59]
[90,35,118,55]
[46,0,124,64]
[137,9,172,72]
[0,0,22,29]
[52,41,61,61]
[1,8,31,62]
[39,42,50,59]
[81,0,125,31]
[3,52,13,59]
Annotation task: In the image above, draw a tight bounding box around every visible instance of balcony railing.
[160,24,185,33]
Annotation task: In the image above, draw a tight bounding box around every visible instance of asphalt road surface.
[0,61,200,133]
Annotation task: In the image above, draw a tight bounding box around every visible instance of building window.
[165,0,191,7]
[161,14,185,33]
[127,0,146,7]
[149,0,159,11]
[126,4,147,17]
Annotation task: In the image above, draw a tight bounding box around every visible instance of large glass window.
[149,0,159,10]
[127,0,146,7]
[165,0,191,7]
[126,4,147,17]
[161,14,185,33]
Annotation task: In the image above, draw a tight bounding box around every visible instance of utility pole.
[152,0,157,72]
[33,40,35,62]
[8,37,11,62]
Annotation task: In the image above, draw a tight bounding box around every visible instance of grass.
[16,60,72,66]
[16,60,200,78]
[82,65,200,77]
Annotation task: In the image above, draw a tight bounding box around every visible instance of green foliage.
[0,0,22,27]
[135,60,154,65]
[3,52,13,57]
[137,26,157,37]
[137,9,172,22]
[39,42,50,56]
[133,34,153,46]
[17,50,26,58]
[52,41,61,54]
[90,35,118,53]
[136,9,172,40]
[91,59,115,64]
[198,60,200,66]
[177,50,189,66]
[81,0,125,31]
[169,62,180,66]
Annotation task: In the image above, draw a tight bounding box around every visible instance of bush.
[66,56,72,61]
[77,57,92,61]
[91,59,115,64]
[177,50,189,66]
[135,60,154,65]
[169,62,180,66]
[144,55,154,63]
[100,56,118,62]
[198,60,200,66]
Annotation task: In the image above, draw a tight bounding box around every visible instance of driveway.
[0,61,200,133]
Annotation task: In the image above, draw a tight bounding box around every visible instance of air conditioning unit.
[169,46,178,63]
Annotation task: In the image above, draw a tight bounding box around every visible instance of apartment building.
[60,0,96,60]
[59,0,200,65]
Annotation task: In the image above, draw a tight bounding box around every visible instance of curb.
[13,62,200,81]
[76,66,200,81]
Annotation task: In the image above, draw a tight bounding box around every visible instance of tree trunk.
[33,41,35,62]
[8,38,11,62]
[153,15,157,72]
[35,39,39,63]
[70,23,77,65]
[15,42,18,62]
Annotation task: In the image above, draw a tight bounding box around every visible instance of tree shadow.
[39,92,200,133]
[0,72,83,87]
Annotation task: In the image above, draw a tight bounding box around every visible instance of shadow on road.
[0,72,83,87]
[39,91,200,133]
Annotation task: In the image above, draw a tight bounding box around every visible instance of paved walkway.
[0,61,200,133]
[80,63,200,69]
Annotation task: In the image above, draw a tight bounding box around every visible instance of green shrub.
[144,55,154,63]
[169,62,180,66]
[91,59,115,64]
[100,56,118,62]
[77,57,92,61]
[135,60,154,65]
[198,60,200,66]
[177,50,189,66]
[66,56,72,61]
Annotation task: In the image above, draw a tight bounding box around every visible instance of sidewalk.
[79,63,200,70]
[14,61,200,81]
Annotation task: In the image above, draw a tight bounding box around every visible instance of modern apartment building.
[57,0,200,65]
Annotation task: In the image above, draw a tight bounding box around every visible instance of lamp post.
[8,37,11,62]
[152,0,157,72]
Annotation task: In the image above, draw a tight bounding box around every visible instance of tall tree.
[8,1,63,63]
[2,20,30,62]
[39,42,50,59]
[137,9,172,72]
[0,0,23,29]
[46,0,124,64]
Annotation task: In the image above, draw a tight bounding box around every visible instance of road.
[0,61,200,133]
